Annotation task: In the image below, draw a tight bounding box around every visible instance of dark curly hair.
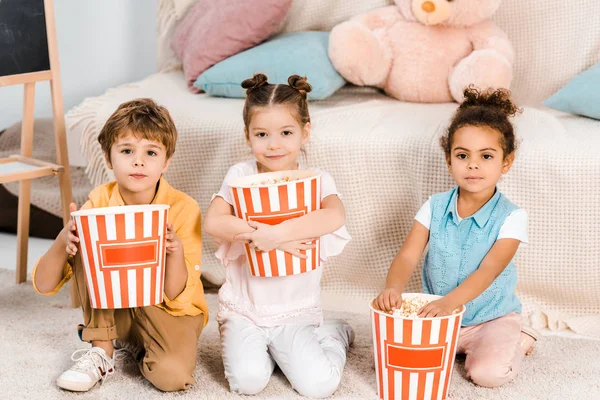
[440,86,522,160]
[241,73,312,139]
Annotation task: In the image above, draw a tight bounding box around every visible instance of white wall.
[0,0,157,131]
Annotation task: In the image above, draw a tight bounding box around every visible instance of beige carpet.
[1,269,599,400]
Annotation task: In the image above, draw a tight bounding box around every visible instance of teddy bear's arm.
[449,20,514,102]
[329,6,404,87]
[468,20,514,64]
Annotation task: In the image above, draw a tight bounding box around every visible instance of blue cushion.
[194,32,345,100]
[543,62,600,120]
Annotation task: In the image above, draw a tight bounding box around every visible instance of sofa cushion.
[170,0,292,90]
[543,62,600,120]
[194,32,345,100]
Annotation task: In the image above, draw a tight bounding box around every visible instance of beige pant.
[72,255,204,391]
[456,312,523,388]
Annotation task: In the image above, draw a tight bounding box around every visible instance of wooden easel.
[0,0,73,289]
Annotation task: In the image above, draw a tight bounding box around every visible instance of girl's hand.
[375,288,403,313]
[165,223,183,254]
[234,220,283,252]
[62,203,79,256]
[278,239,317,259]
[417,297,459,318]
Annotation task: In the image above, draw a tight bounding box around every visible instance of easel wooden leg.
[16,180,31,284]
[49,79,72,226]
[16,83,36,284]
[49,77,77,306]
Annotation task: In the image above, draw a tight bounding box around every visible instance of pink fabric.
[211,160,351,327]
[328,2,513,103]
[171,0,292,92]
[456,312,524,388]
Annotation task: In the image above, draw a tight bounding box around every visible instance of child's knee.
[226,366,271,395]
[290,368,342,398]
[143,355,195,392]
[467,358,517,388]
[295,379,341,399]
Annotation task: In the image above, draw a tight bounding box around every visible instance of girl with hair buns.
[204,73,353,398]
[375,87,539,388]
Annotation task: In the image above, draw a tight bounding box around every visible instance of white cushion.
[156,0,197,72]
[279,0,390,32]
[493,0,600,106]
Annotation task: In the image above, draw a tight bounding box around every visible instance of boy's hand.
[62,203,79,256]
[165,223,183,254]
[278,239,317,259]
[235,220,283,252]
[375,288,402,313]
[417,297,459,318]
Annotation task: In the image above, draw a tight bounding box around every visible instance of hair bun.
[288,75,312,98]
[241,73,269,94]
[461,86,521,117]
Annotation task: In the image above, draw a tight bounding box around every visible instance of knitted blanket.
[66,71,600,338]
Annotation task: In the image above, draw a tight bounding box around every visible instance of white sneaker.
[56,347,115,392]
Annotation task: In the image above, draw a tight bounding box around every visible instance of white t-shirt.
[212,159,351,327]
[414,198,528,246]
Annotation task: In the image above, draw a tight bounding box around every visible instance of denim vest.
[422,187,522,326]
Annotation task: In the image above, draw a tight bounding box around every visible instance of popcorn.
[391,297,430,318]
[390,297,461,318]
[251,176,299,186]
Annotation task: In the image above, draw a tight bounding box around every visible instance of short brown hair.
[98,98,177,161]
[441,86,522,160]
[241,73,312,139]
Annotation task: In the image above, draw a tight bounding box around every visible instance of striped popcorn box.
[71,204,169,309]
[370,294,466,400]
[228,170,321,277]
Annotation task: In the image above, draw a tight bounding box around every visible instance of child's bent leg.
[269,320,354,399]
[132,306,204,392]
[56,256,131,392]
[458,312,523,388]
[219,316,274,395]
[72,255,125,351]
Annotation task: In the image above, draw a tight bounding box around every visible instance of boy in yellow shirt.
[33,98,208,392]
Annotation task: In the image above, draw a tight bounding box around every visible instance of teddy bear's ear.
[394,0,415,21]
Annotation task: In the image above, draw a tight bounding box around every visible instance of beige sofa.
[64,0,600,337]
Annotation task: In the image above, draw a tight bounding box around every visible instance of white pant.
[219,316,353,398]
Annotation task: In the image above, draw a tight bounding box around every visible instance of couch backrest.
[493,0,600,106]
[157,0,600,106]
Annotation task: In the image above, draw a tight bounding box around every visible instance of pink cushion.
[171,0,292,92]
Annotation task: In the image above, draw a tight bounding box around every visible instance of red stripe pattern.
[370,296,464,400]
[230,175,321,277]
[73,205,169,309]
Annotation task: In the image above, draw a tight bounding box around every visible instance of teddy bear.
[328,0,514,103]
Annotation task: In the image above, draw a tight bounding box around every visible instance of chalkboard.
[0,0,50,77]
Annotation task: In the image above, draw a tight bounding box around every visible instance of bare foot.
[520,331,536,356]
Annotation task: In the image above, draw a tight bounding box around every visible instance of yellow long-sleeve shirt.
[32,177,208,325]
